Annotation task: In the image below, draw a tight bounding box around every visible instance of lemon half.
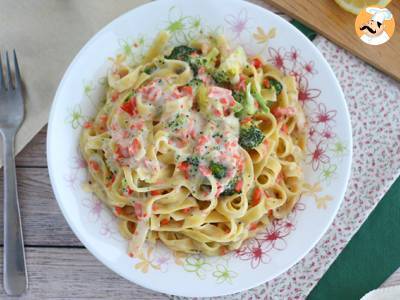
[334,0,392,15]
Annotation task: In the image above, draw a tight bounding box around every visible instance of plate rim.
[47,0,353,296]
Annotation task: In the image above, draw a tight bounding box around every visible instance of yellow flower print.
[253,26,276,44]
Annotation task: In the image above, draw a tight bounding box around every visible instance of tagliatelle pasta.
[80,31,307,257]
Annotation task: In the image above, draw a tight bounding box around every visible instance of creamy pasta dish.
[80,31,307,257]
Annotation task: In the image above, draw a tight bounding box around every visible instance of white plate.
[47,0,352,297]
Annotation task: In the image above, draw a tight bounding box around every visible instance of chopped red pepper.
[235,180,243,192]
[252,187,263,206]
[152,203,159,211]
[150,190,161,196]
[120,96,137,116]
[251,57,263,69]
[160,218,169,226]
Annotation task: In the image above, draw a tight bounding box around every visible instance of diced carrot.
[240,117,252,125]
[114,206,123,215]
[127,186,134,195]
[263,78,270,89]
[89,160,100,172]
[177,161,189,172]
[111,91,120,102]
[182,207,191,214]
[251,58,263,69]
[127,221,137,234]
[160,218,169,225]
[152,204,159,211]
[281,124,289,134]
[252,188,263,206]
[249,222,258,231]
[219,246,228,256]
[128,138,141,156]
[220,97,228,105]
[237,75,246,91]
[99,114,108,123]
[235,180,243,192]
[178,85,193,96]
[83,121,92,128]
[198,135,209,146]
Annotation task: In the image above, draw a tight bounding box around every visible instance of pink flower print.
[286,47,300,63]
[310,103,337,131]
[155,255,170,273]
[71,155,87,170]
[257,224,289,251]
[267,47,287,72]
[235,240,270,268]
[297,77,321,106]
[293,201,306,213]
[64,172,79,190]
[225,9,250,39]
[308,126,319,143]
[82,197,103,222]
[303,60,317,75]
[100,221,117,238]
[321,127,336,140]
[308,141,330,171]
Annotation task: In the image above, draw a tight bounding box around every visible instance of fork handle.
[2,129,27,295]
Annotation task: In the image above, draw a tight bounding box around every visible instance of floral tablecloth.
[216,36,400,300]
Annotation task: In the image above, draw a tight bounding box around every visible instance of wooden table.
[2,126,398,299]
[0,0,399,298]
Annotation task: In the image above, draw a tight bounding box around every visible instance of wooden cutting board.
[264,0,400,81]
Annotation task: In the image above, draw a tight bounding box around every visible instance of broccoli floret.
[166,45,197,61]
[166,46,200,75]
[209,161,227,179]
[239,125,265,149]
[212,70,230,86]
[268,78,283,95]
[232,90,245,103]
[187,78,203,88]
[221,177,239,196]
[143,65,157,75]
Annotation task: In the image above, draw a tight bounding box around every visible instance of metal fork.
[0,50,27,296]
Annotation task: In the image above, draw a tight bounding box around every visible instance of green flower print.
[212,264,238,284]
[319,164,337,183]
[83,81,94,98]
[331,140,346,156]
[119,39,134,57]
[66,105,86,129]
[183,255,212,279]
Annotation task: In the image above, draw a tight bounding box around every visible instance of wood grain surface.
[0,1,399,298]
[264,0,400,81]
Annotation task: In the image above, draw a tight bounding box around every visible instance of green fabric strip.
[290,20,317,41]
[308,176,400,300]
